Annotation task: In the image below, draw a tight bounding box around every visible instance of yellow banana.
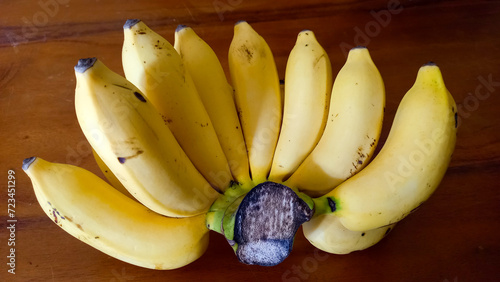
[316,63,457,231]
[285,47,385,197]
[303,213,395,254]
[173,25,252,187]
[22,157,209,270]
[269,30,332,182]
[122,19,232,191]
[228,21,282,184]
[74,57,219,217]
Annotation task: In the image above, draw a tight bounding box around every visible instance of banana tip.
[235,20,247,26]
[123,19,141,29]
[22,157,36,171]
[423,61,437,67]
[74,58,97,73]
[352,46,367,50]
[176,24,188,32]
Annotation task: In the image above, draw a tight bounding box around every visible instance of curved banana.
[303,213,395,254]
[122,19,232,191]
[316,63,457,231]
[228,21,282,184]
[74,57,219,217]
[269,30,332,182]
[23,157,209,270]
[285,46,385,197]
[173,25,252,187]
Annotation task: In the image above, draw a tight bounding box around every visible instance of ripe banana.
[303,213,395,254]
[122,19,232,191]
[74,57,219,217]
[315,63,457,231]
[269,30,332,182]
[22,157,209,270]
[173,25,252,187]
[228,21,282,184]
[285,46,385,197]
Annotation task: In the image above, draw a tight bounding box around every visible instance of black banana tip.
[423,61,437,67]
[352,45,367,50]
[74,58,97,73]
[22,157,36,171]
[176,24,188,32]
[235,20,247,26]
[124,19,141,29]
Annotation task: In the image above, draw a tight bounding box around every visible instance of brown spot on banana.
[117,150,144,164]
[238,45,253,62]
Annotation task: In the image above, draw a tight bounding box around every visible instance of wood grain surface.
[1,0,500,281]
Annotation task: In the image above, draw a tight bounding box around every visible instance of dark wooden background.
[1,0,499,281]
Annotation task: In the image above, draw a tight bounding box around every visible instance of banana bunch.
[24,19,457,269]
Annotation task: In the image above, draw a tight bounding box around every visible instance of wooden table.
[1,0,499,281]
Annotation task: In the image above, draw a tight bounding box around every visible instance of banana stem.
[207,181,314,266]
[312,196,337,217]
